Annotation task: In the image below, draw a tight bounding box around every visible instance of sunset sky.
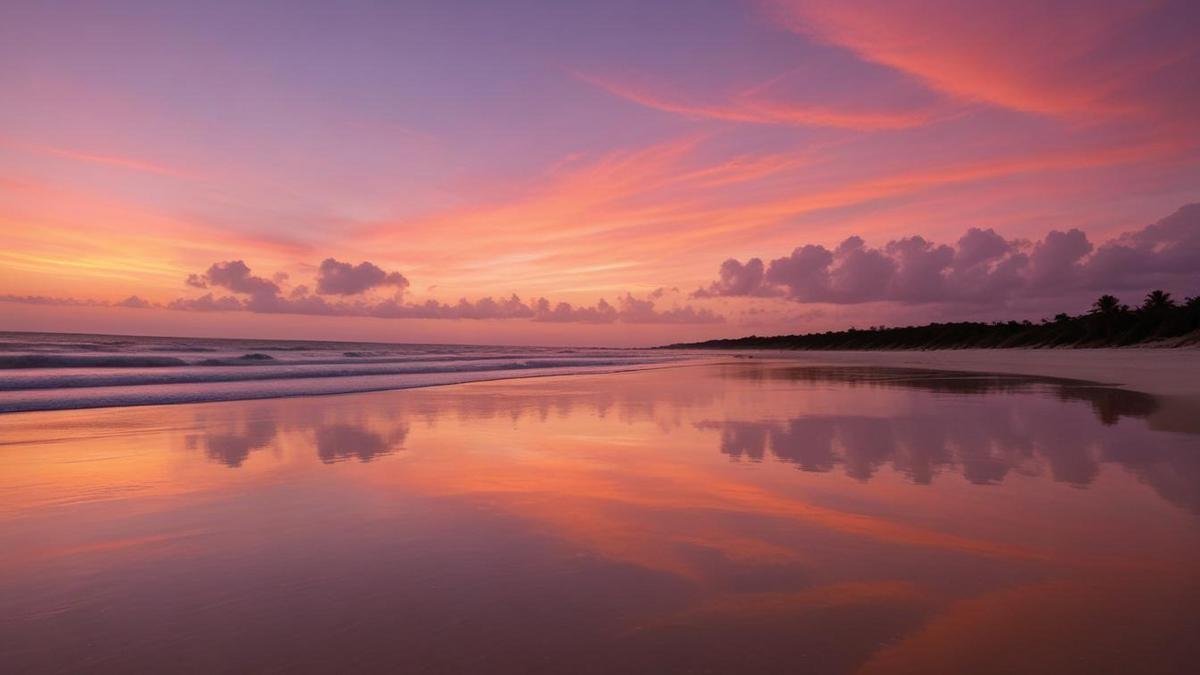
[2,0,1198,346]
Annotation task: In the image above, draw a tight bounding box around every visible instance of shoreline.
[4,347,1199,417]
[704,348,1200,399]
[0,359,716,416]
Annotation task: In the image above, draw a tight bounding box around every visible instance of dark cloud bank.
[696,203,1200,306]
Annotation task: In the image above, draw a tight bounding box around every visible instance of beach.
[718,348,1200,435]
[6,2,1198,672]
[723,347,1200,398]
[0,332,694,413]
[2,360,1197,673]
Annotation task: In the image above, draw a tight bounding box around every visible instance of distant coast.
[662,291,1200,351]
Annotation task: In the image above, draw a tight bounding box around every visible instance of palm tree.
[1143,289,1174,311]
[1091,294,1121,315]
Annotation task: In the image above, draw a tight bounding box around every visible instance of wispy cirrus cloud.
[36,145,189,177]
[764,0,1199,122]
[576,71,941,131]
[0,137,191,178]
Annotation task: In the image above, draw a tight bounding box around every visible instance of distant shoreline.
[665,349,1200,403]
[662,294,1200,351]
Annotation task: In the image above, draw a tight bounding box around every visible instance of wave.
[0,332,701,413]
[0,355,190,369]
[196,353,277,366]
[0,358,688,413]
[0,357,673,391]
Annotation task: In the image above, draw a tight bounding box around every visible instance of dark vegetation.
[663,290,1200,350]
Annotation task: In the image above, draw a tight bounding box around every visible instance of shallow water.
[0,332,686,412]
[1,363,1197,673]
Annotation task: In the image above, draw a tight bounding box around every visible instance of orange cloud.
[0,137,191,178]
[766,0,1193,120]
[360,130,1184,306]
[578,72,941,130]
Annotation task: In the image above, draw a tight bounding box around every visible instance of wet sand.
[1,362,1197,673]
[707,348,1200,398]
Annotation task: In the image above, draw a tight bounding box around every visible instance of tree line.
[663,290,1200,350]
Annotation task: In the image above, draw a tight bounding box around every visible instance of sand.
[3,361,1196,673]
[718,348,1200,398]
[709,348,1200,435]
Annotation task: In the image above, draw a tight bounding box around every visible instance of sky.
[1,0,1198,346]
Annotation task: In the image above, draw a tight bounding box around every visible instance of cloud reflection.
[187,411,278,468]
[700,366,1198,511]
[315,424,407,464]
[183,363,1197,514]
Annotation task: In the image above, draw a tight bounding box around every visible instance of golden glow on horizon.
[1,1,1197,342]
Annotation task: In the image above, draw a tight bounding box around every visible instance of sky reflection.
[1,363,1196,673]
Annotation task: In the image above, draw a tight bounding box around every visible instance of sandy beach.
[2,361,1197,673]
[710,349,1200,435]
[715,347,1200,397]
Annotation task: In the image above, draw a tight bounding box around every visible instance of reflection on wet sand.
[718,364,1165,424]
[170,364,1200,512]
[701,365,1200,513]
[315,424,406,463]
[0,362,1196,673]
[188,411,278,468]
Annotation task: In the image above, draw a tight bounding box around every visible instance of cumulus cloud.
[315,258,409,295]
[0,294,157,309]
[1084,204,1200,290]
[0,294,103,307]
[615,294,723,324]
[695,203,1200,306]
[194,260,280,297]
[167,259,722,324]
[168,293,243,312]
[694,257,775,298]
[115,295,152,309]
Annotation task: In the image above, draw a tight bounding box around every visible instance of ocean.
[0,331,691,413]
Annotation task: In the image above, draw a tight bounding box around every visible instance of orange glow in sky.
[1,1,1197,345]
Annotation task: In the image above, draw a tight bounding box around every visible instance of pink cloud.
[315,258,409,296]
[696,203,1200,305]
[577,72,939,130]
[766,0,1198,121]
[162,259,723,325]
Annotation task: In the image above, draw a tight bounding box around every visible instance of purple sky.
[2,0,1198,345]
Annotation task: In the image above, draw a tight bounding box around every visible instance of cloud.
[694,258,777,299]
[578,72,938,130]
[197,260,280,297]
[531,297,618,324]
[695,203,1200,305]
[315,258,409,295]
[615,294,723,324]
[115,295,152,309]
[168,293,243,312]
[1027,229,1093,288]
[19,142,189,177]
[1085,203,1200,289]
[167,260,722,324]
[766,0,1198,121]
[0,294,103,307]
